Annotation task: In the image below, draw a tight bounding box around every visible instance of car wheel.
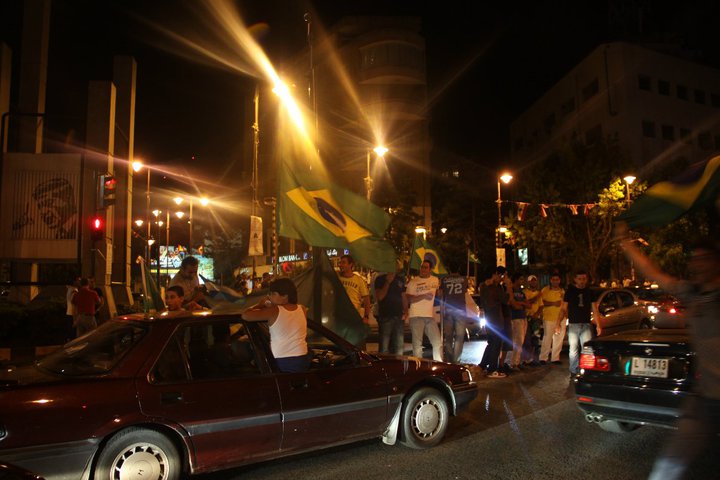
[598,420,639,433]
[94,427,182,480]
[400,387,449,449]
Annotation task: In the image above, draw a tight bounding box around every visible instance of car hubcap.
[111,443,169,480]
[412,398,441,438]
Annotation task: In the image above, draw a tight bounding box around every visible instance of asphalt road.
[198,341,718,480]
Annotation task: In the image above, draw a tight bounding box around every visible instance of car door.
[259,323,390,453]
[597,290,622,335]
[616,290,642,330]
[136,318,282,471]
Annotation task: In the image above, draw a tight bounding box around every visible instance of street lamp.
[623,175,636,204]
[496,172,513,247]
[365,145,389,201]
[172,196,209,254]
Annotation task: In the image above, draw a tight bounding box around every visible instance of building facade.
[510,42,720,173]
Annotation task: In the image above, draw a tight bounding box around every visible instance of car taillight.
[580,353,611,371]
[668,307,677,314]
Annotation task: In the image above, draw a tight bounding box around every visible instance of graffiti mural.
[12,173,79,240]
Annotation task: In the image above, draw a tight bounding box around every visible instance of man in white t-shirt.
[404,260,442,360]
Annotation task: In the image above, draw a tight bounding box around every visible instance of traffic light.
[91,216,104,242]
[100,174,117,208]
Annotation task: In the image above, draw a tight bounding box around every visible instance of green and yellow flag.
[619,155,720,227]
[278,163,396,272]
[138,257,164,313]
[409,236,447,276]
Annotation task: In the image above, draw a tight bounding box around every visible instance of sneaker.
[539,360,547,366]
[552,361,562,365]
[529,361,541,367]
[487,371,507,378]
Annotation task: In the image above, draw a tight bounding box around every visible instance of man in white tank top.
[243,278,309,373]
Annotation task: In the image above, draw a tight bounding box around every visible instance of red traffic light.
[104,176,117,191]
[91,217,104,241]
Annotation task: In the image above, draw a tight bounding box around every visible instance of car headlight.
[647,305,659,314]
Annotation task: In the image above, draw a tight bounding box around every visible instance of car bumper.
[575,380,688,428]
[0,438,98,480]
[452,383,478,412]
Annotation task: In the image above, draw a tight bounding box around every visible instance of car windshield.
[37,320,147,376]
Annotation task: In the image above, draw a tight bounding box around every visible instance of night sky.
[1,0,718,189]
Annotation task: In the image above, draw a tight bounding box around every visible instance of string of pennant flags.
[508,200,599,221]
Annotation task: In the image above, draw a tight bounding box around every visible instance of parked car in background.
[574,327,693,433]
[631,287,686,329]
[0,312,477,480]
[593,288,648,336]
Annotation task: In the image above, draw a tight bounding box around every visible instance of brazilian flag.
[278,163,396,272]
[620,155,720,227]
[409,236,447,276]
[138,257,164,313]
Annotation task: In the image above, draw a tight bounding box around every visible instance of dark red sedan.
[0,312,477,479]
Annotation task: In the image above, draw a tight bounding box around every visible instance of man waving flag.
[278,162,396,272]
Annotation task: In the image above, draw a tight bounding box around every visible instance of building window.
[661,125,674,141]
[638,75,652,91]
[711,93,720,108]
[561,97,575,115]
[658,80,670,96]
[582,78,599,102]
[698,131,713,150]
[695,89,706,104]
[677,85,688,100]
[642,121,656,138]
[585,124,602,145]
[680,128,691,144]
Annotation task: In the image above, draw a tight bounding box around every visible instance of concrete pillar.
[111,56,137,307]
[17,0,50,154]
[85,81,117,318]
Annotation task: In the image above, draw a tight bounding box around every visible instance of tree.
[507,136,639,280]
[202,229,245,284]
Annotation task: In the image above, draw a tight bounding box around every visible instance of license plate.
[631,357,669,378]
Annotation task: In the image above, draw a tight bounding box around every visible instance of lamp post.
[132,161,151,260]
[152,209,162,286]
[365,145,388,201]
[623,175,637,281]
[496,172,513,247]
[623,175,636,204]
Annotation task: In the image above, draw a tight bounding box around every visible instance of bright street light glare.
[374,146,388,157]
[200,197,209,207]
[132,161,143,172]
[152,209,161,217]
[174,197,183,205]
[415,226,426,234]
[623,175,637,185]
[176,211,185,219]
[500,173,513,184]
[134,219,144,227]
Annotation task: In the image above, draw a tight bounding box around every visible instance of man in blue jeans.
[558,270,598,376]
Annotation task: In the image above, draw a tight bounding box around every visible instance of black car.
[574,327,693,433]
